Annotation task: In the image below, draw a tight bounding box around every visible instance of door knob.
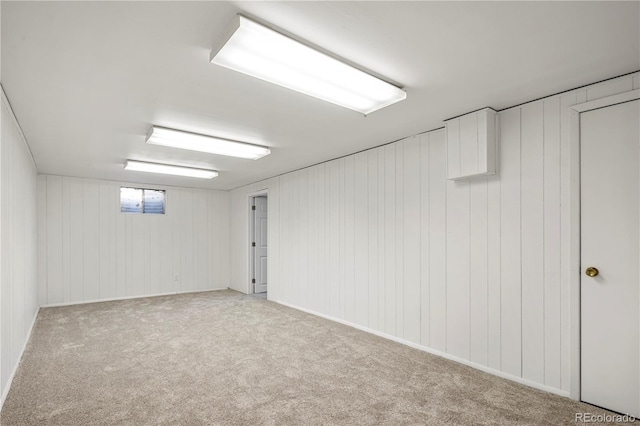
[585,267,599,277]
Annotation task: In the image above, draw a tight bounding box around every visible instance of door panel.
[581,99,639,417]
[260,257,268,286]
[260,218,268,245]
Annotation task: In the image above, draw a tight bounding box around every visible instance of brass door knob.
[585,267,599,277]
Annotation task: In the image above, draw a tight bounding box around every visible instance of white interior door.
[253,196,268,293]
[581,99,640,417]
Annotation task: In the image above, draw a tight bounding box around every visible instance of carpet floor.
[0,290,622,425]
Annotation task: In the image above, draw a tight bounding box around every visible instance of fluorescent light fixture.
[146,126,271,160]
[210,15,406,115]
[124,160,218,179]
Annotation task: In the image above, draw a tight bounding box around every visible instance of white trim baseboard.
[274,299,570,399]
[40,287,230,308]
[0,307,40,411]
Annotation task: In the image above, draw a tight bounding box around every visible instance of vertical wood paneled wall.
[38,176,230,306]
[1,93,39,402]
[229,72,640,396]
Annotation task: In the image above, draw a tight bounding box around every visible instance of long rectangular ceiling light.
[146,126,271,160]
[210,15,407,115]
[124,160,218,179]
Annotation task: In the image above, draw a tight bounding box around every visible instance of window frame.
[119,186,167,215]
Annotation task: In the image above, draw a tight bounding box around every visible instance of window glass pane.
[120,187,143,213]
[143,189,165,214]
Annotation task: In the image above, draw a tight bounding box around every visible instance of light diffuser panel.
[210,15,406,115]
[146,126,271,160]
[124,160,218,179]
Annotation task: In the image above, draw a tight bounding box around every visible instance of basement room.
[1,1,639,424]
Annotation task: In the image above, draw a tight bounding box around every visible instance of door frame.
[247,189,269,295]
[568,88,640,400]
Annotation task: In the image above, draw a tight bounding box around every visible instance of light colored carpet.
[0,290,620,425]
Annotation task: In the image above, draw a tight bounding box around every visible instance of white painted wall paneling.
[521,101,545,384]
[368,150,379,331]
[543,96,562,390]
[428,132,447,353]
[354,152,368,327]
[383,145,396,336]
[39,177,230,306]
[499,107,522,377]
[1,91,39,406]
[228,72,640,397]
[403,138,420,344]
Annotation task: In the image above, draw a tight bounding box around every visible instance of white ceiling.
[2,1,638,190]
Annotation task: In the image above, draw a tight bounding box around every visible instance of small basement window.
[120,187,165,214]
